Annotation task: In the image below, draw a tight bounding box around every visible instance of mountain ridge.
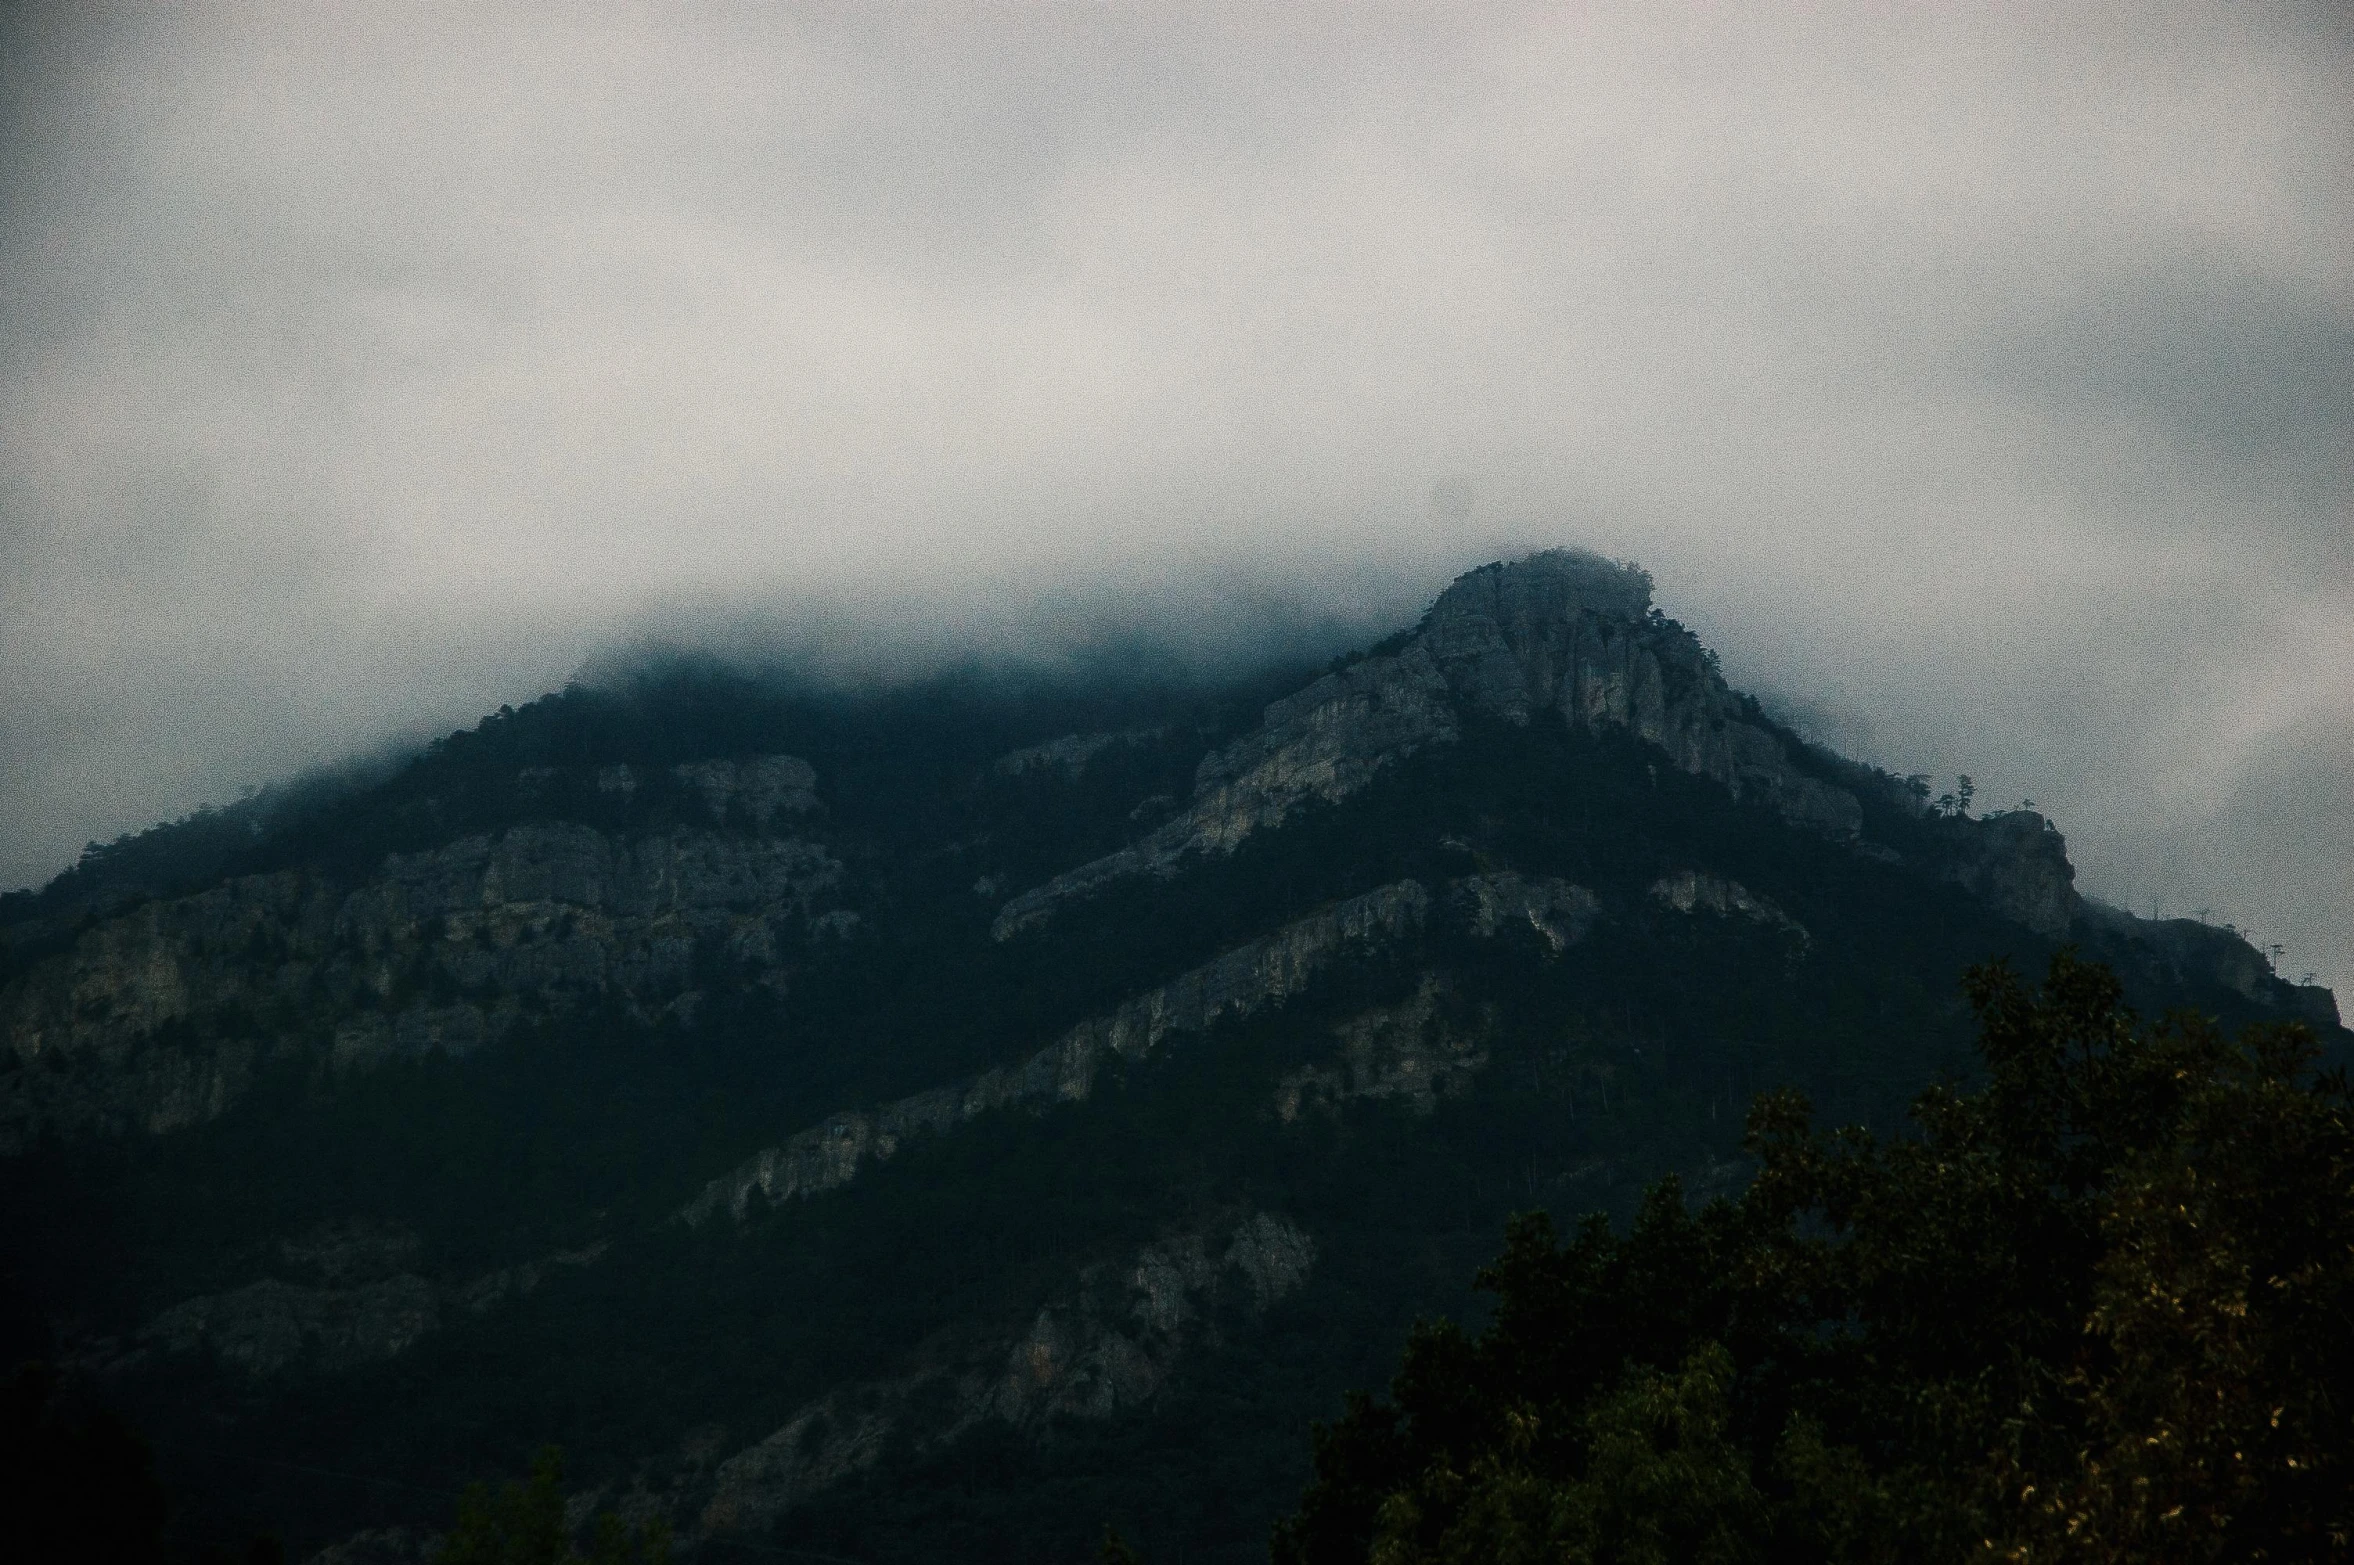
[0,548,2337,1563]
[4,550,2327,1162]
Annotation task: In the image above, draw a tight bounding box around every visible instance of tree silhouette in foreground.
[1274,952,2353,1563]
[0,1360,169,1563]
[434,1447,669,1565]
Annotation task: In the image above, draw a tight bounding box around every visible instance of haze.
[2,4,2348,992]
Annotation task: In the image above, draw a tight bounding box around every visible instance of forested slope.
[2,552,2335,1563]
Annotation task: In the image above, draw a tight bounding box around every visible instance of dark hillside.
[0,551,2335,1563]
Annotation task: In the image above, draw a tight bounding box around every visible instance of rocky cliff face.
[6,557,2309,1162]
[690,1210,1317,1542]
[0,760,839,1151]
[1274,976,1488,1122]
[1649,871,1811,949]
[2078,898,2343,1031]
[139,1275,442,1379]
[116,865,1564,1400]
[1454,872,1602,952]
[688,871,1599,1225]
[1415,555,1861,837]
[96,1219,610,1383]
[7,548,2338,1565]
[991,655,1459,937]
[284,1210,1318,1558]
[1919,808,2079,939]
[994,551,1860,938]
[987,553,2316,1028]
[686,879,1440,1223]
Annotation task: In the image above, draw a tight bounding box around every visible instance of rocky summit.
[1,549,2338,1564]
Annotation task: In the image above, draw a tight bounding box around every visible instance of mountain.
[1,549,2338,1563]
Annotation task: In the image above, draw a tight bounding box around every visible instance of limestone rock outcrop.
[1,768,844,1150]
[1419,556,1861,837]
[994,551,1859,938]
[138,1275,443,1378]
[124,1240,609,1379]
[1275,977,1490,1122]
[694,1211,1315,1540]
[686,880,1435,1223]
[667,755,820,826]
[2078,898,2344,1032]
[1452,872,1602,952]
[992,656,1457,938]
[1929,809,2077,940]
[696,871,1608,1223]
[1649,871,1811,948]
[993,727,1164,776]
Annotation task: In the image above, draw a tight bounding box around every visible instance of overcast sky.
[3,3,2348,993]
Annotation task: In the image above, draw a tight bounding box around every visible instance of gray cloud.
[3,3,2348,992]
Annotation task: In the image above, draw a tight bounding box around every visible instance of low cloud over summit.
[2,3,2347,987]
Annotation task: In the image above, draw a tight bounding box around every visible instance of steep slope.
[0,550,2335,1565]
[993,553,1857,938]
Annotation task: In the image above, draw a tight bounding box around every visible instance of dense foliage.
[436,1448,670,1565]
[1274,952,2354,1564]
[0,1361,170,1563]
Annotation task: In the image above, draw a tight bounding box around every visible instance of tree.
[434,1448,670,1565]
[0,1361,169,1564]
[1275,952,2354,1563]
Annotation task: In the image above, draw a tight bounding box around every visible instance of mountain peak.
[1,544,2337,1563]
[990,549,1857,938]
[1428,548,1656,630]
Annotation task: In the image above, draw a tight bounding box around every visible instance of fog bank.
[2,4,2347,989]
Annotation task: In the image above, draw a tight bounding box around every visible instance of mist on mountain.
[0,550,2337,1562]
[4,4,2349,993]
